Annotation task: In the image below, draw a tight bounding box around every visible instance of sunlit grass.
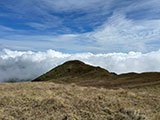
[0,82,159,120]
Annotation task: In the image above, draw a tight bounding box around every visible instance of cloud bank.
[1,49,160,82]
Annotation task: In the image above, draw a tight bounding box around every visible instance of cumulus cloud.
[1,49,160,82]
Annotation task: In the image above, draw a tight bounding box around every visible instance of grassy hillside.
[33,60,160,89]
[0,82,159,120]
[33,60,116,83]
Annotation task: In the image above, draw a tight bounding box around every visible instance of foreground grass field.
[0,82,159,120]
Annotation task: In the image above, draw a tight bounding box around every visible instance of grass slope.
[33,60,116,83]
[0,82,160,120]
[33,60,160,89]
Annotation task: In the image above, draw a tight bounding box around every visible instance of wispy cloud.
[0,25,15,31]
[0,0,160,53]
[88,12,160,52]
[1,12,160,53]
[0,0,113,32]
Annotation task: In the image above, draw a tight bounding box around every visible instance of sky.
[0,0,160,53]
[0,0,160,81]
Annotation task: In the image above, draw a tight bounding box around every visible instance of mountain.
[33,60,160,89]
[33,60,116,82]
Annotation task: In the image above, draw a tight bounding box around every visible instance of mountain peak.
[64,60,85,64]
[33,60,113,83]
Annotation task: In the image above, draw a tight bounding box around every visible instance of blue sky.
[0,0,160,53]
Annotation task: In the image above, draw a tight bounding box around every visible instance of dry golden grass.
[0,82,159,120]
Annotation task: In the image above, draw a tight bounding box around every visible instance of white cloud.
[1,12,160,53]
[86,13,160,52]
[39,0,112,13]
[1,0,160,65]
[1,49,160,82]
[0,25,15,32]
[1,0,160,53]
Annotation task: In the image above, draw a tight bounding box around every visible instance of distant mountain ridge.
[33,60,160,89]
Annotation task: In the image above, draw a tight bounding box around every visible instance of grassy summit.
[33,60,116,83]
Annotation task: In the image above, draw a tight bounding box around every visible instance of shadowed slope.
[33,60,160,89]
